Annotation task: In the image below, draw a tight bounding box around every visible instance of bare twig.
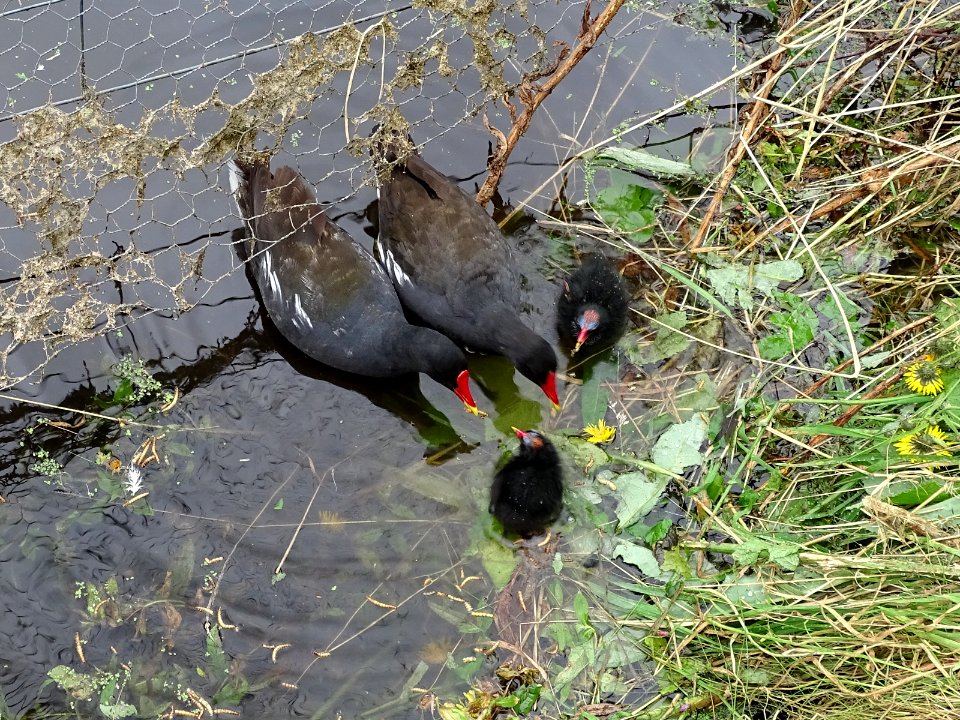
[688,0,805,251]
[476,0,627,206]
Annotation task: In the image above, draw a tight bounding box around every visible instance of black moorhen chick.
[374,141,560,408]
[490,428,563,537]
[229,157,482,414]
[556,254,629,355]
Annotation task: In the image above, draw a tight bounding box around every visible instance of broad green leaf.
[615,472,668,529]
[589,169,660,240]
[661,547,692,578]
[479,534,518,589]
[100,703,137,719]
[817,290,860,324]
[612,542,662,577]
[731,536,800,571]
[918,495,960,522]
[886,479,951,507]
[651,415,707,474]
[429,599,470,628]
[704,258,804,311]
[722,574,771,607]
[581,358,619,426]
[738,485,760,511]
[643,518,672,545]
[633,311,690,364]
[600,630,651,668]
[759,292,817,360]
[758,333,793,359]
[676,373,718,414]
[113,377,134,404]
[47,666,96,700]
[553,435,610,472]
[552,641,596,701]
[99,674,118,706]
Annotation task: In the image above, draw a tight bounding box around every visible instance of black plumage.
[374,141,559,408]
[229,157,480,413]
[490,428,563,537]
[556,254,629,355]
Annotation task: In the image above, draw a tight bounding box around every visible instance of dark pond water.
[0,0,765,716]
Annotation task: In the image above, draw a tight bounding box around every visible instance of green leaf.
[661,547,691,578]
[759,291,817,360]
[732,536,801,571]
[918,494,960,521]
[643,518,672,545]
[439,705,471,720]
[592,146,698,179]
[512,684,541,713]
[615,472,668,529]
[758,333,793,359]
[273,499,284,511]
[98,675,117,707]
[677,372,718,413]
[47,666,96,700]
[613,542,662,577]
[738,485,760,511]
[573,591,590,627]
[589,170,660,240]
[479,535,518,589]
[581,358,619,426]
[552,639,596,698]
[100,702,137,719]
[722,574,771,607]
[553,435,610,472]
[650,256,733,319]
[113,377,134,404]
[705,258,804,311]
[651,416,707,474]
[635,311,690,364]
[886,479,950,507]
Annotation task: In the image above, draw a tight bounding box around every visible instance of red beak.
[511,426,526,440]
[572,327,590,354]
[454,369,486,417]
[540,370,560,410]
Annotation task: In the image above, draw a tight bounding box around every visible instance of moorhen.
[228,157,481,414]
[490,428,563,537]
[556,254,629,355]
[374,140,560,408]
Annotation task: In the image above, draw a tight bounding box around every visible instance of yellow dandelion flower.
[904,354,944,396]
[583,419,617,444]
[894,424,951,459]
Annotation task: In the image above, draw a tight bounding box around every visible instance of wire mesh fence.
[0,0,643,391]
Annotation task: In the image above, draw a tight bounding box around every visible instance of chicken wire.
[0,0,626,390]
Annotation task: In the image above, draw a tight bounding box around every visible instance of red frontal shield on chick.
[573,309,601,355]
[511,427,545,450]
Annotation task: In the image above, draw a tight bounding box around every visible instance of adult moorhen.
[556,254,629,355]
[374,140,559,408]
[490,428,563,537]
[228,157,481,415]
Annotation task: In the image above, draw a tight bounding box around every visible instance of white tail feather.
[227,159,248,219]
